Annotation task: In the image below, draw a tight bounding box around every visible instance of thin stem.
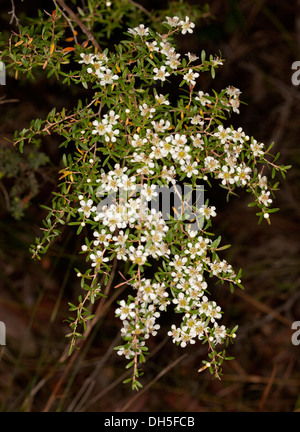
[53,0,102,51]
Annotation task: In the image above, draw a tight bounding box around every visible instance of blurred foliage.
[0,142,49,219]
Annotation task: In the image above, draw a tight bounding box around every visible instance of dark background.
[0,0,300,412]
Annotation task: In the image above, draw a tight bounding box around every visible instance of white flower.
[155,93,170,105]
[131,133,147,148]
[153,66,170,81]
[146,41,160,52]
[179,331,196,348]
[180,16,195,34]
[117,345,135,359]
[98,68,119,86]
[198,296,212,316]
[181,161,199,177]
[184,242,202,259]
[165,53,181,69]
[168,324,181,342]
[92,119,111,136]
[128,24,150,37]
[90,250,109,268]
[209,304,222,323]
[128,246,148,265]
[139,103,156,118]
[151,119,171,132]
[258,190,273,206]
[211,57,223,67]
[186,52,199,62]
[195,90,210,105]
[231,127,248,144]
[250,139,264,157]
[163,16,180,27]
[210,260,224,275]
[173,292,191,311]
[234,164,252,185]
[183,68,199,86]
[169,255,188,270]
[160,41,175,57]
[229,97,240,114]
[103,110,120,125]
[115,300,136,321]
[172,134,187,147]
[141,183,158,201]
[199,205,216,219]
[78,198,96,218]
[105,126,120,143]
[118,174,137,191]
[214,125,231,144]
[172,145,191,165]
[93,229,112,247]
[161,165,176,184]
[218,165,235,185]
[94,52,108,63]
[189,114,204,126]
[258,174,268,189]
[213,323,227,344]
[190,134,204,149]
[226,86,241,98]
[79,53,94,64]
[204,156,220,172]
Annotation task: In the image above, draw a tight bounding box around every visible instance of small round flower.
[186,52,199,62]
[153,66,170,81]
[78,53,94,64]
[115,300,136,321]
[214,125,231,144]
[78,198,96,218]
[128,24,150,37]
[163,16,180,27]
[213,323,227,344]
[257,174,268,189]
[98,68,119,86]
[195,90,210,105]
[179,16,195,34]
[181,161,199,177]
[146,40,160,52]
[234,164,252,185]
[226,86,241,98]
[258,190,273,206]
[183,68,199,86]
[218,165,235,185]
[128,246,147,265]
[250,139,264,157]
[92,119,110,136]
[204,156,220,172]
[117,345,135,359]
[90,250,109,268]
[168,324,181,342]
[155,93,170,105]
[199,205,217,219]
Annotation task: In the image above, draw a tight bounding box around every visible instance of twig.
[258,363,277,411]
[8,0,19,27]
[0,98,19,105]
[52,0,78,45]
[125,0,153,20]
[53,0,101,51]
[119,353,188,412]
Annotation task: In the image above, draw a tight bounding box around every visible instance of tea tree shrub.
[0,1,290,390]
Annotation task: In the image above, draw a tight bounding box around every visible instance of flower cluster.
[65,14,285,385]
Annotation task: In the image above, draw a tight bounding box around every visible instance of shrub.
[0,0,290,390]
